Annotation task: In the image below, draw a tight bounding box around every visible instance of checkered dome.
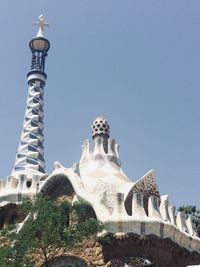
[92,116,110,139]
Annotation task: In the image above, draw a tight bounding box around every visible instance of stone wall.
[36,238,105,267]
[37,233,200,267]
[42,255,88,267]
[99,233,200,267]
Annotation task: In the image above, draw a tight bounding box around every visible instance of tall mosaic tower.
[13,15,50,176]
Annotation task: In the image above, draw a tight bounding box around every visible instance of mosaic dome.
[91,116,110,139]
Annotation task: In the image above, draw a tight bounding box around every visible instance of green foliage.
[178,205,200,236]
[0,246,14,267]
[0,194,103,267]
[0,224,33,267]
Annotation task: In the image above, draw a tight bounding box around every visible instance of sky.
[0,0,199,208]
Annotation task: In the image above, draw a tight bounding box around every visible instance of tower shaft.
[13,15,50,176]
[14,74,46,174]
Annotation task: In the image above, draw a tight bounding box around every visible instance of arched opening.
[40,174,75,199]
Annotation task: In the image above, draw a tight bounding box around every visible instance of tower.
[13,15,50,177]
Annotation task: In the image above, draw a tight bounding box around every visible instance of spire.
[29,15,50,72]
[13,15,50,176]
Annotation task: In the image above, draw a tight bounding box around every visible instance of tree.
[0,224,31,267]
[0,194,103,267]
[178,205,200,236]
[0,226,14,267]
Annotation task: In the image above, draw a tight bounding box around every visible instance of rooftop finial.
[33,15,49,38]
[92,116,110,140]
[91,116,110,153]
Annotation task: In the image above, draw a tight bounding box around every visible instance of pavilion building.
[0,16,200,267]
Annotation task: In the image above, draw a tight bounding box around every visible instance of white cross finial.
[33,15,50,38]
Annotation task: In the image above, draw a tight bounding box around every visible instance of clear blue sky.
[0,1,199,208]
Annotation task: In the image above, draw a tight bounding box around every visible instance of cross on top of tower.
[33,15,49,38]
